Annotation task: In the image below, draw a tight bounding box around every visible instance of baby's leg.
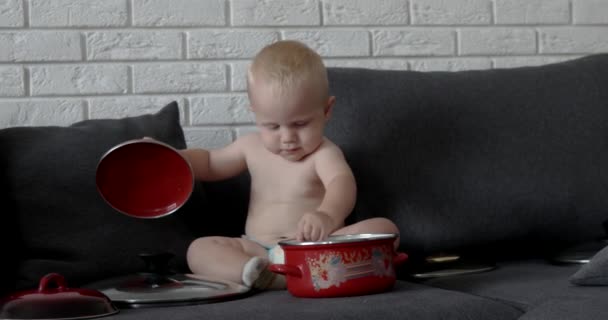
[186,236,267,284]
[332,217,400,249]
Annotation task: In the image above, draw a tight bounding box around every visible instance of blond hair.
[247,40,329,101]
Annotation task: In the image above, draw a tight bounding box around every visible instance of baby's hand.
[296,211,335,242]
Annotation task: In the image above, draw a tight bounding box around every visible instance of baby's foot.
[242,256,285,290]
[268,246,285,264]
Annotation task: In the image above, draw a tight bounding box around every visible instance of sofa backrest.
[325,54,608,258]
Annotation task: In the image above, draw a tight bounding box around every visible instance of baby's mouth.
[282,147,300,153]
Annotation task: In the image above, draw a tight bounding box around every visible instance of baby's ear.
[324,96,336,119]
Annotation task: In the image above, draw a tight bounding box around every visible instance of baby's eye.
[293,121,308,127]
[265,124,279,130]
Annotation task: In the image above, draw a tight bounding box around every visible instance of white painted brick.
[460,28,537,55]
[188,30,278,59]
[30,0,127,27]
[540,27,608,53]
[0,66,24,97]
[232,0,320,26]
[0,99,85,127]
[88,96,186,125]
[495,0,570,24]
[86,31,182,61]
[409,58,492,71]
[189,94,254,125]
[574,0,608,24]
[493,56,579,69]
[325,59,409,70]
[411,0,492,25]
[323,0,409,25]
[183,127,233,149]
[0,31,81,62]
[283,30,370,57]
[0,0,23,27]
[133,0,225,26]
[373,29,455,56]
[1,0,608,131]
[133,63,227,93]
[230,62,250,92]
[31,65,128,96]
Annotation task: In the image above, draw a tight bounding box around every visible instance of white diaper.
[242,235,285,264]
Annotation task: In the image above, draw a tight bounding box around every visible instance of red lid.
[96,139,194,218]
[0,273,118,320]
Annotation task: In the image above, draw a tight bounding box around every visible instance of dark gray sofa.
[2,53,608,319]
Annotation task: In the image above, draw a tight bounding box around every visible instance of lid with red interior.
[96,139,194,219]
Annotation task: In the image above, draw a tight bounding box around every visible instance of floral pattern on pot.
[305,246,394,291]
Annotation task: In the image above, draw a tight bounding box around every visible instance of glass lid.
[88,273,249,308]
[86,253,250,308]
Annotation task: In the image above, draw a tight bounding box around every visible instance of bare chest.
[247,153,323,201]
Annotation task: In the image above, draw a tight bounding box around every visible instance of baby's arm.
[315,145,357,227]
[179,137,248,181]
[297,143,356,241]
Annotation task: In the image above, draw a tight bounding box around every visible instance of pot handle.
[393,252,409,266]
[268,264,302,278]
[38,273,68,292]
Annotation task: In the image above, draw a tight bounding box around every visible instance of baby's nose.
[280,128,296,142]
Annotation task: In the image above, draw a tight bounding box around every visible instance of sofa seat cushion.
[326,54,608,258]
[110,281,522,320]
[422,260,608,310]
[518,296,608,320]
[0,102,208,291]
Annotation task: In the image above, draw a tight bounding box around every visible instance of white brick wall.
[1,0,607,148]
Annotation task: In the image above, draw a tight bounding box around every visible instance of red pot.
[96,138,194,219]
[269,234,407,298]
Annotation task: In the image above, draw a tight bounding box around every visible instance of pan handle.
[268,264,302,278]
[393,252,409,266]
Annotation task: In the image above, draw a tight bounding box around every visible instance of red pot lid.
[96,139,194,219]
[0,273,119,320]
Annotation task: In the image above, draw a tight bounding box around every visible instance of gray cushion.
[518,297,608,320]
[570,244,608,286]
[0,102,208,292]
[423,260,608,310]
[325,54,608,258]
[111,281,522,320]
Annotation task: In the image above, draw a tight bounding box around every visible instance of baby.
[182,40,399,289]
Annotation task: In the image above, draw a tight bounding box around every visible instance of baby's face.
[249,81,332,162]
